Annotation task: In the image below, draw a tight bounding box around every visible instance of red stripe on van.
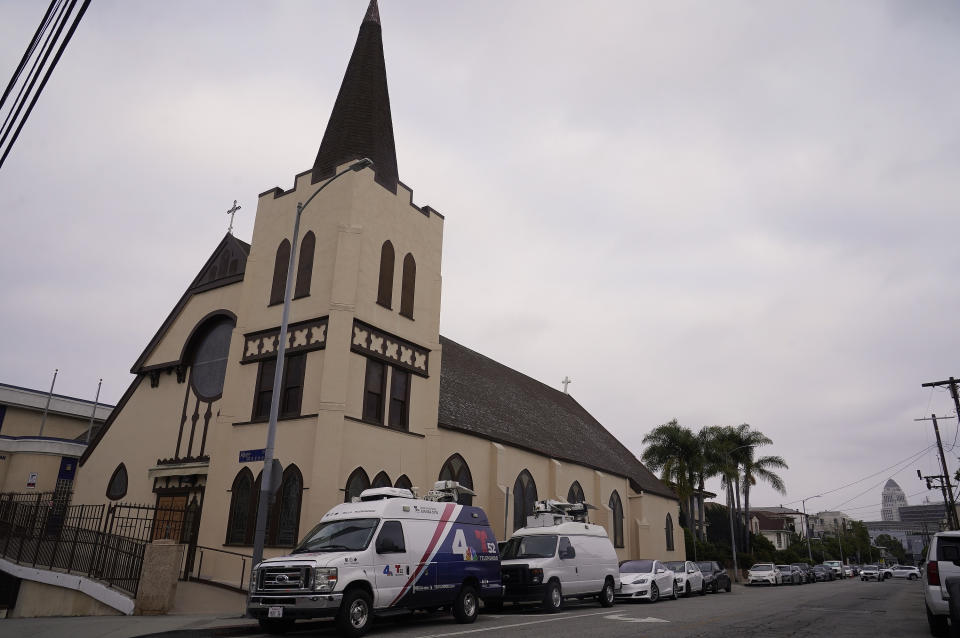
[389,502,456,607]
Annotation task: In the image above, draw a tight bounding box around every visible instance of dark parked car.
[792,562,816,584]
[812,565,835,581]
[697,561,732,593]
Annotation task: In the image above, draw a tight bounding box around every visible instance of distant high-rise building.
[882,479,908,521]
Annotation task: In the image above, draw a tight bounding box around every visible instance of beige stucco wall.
[629,490,685,561]
[0,453,68,493]
[1,406,91,440]
[8,580,121,618]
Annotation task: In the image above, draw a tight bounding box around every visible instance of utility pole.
[914,413,960,530]
[921,377,960,527]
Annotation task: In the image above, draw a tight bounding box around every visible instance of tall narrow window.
[226,468,253,544]
[388,368,410,429]
[294,231,315,299]
[269,239,291,305]
[400,253,416,319]
[438,454,473,505]
[372,471,392,488]
[363,359,386,423]
[377,240,395,308]
[394,475,412,491]
[345,467,370,503]
[106,463,128,501]
[609,491,624,548]
[567,481,585,504]
[513,470,537,532]
[252,354,307,420]
[274,465,303,547]
[665,513,675,551]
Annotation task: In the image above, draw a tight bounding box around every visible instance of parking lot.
[232,576,929,638]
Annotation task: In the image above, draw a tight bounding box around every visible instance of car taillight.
[928,561,941,586]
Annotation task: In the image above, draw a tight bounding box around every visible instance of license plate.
[268,606,283,618]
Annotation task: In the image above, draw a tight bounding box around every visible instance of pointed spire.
[312,0,398,193]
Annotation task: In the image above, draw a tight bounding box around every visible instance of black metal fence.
[0,493,189,598]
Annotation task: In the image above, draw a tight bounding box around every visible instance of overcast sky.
[2,1,960,522]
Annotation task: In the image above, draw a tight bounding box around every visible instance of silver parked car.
[777,564,804,585]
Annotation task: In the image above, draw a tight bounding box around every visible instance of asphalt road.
[235,576,930,638]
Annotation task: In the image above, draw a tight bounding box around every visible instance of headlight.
[313,567,338,592]
[529,568,543,584]
[636,577,649,584]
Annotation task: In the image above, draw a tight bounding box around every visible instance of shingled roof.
[312,0,399,193]
[438,336,676,500]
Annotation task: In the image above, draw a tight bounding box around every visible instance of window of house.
[226,468,253,544]
[294,231,315,299]
[400,253,415,319]
[106,463,128,500]
[609,490,624,548]
[388,368,409,429]
[666,513,675,551]
[225,465,303,547]
[567,481,585,504]
[252,353,306,420]
[513,470,537,532]
[189,316,234,400]
[344,467,370,503]
[377,240,395,308]
[372,471,392,488]
[363,359,386,423]
[439,454,473,505]
[269,239,291,305]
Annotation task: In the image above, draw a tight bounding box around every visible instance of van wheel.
[258,619,294,635]
[927,605,948,637]
[600,579,615,607]
[337,589,373,637]
[543,581,563,613]
[453,585,479,624]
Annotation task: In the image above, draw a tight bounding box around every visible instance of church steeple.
[312,0,398,193]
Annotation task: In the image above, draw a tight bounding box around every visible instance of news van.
[246,482,502,636]
[499,500,620,611]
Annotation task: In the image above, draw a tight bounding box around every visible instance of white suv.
[923,530,960,636]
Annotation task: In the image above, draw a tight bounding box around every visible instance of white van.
[246,484,502,636]
[499,500,620,611]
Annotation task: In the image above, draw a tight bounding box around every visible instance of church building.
[73,1,681,585]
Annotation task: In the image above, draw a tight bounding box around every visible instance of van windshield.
[501,535,558,559]
[292,518,379,554]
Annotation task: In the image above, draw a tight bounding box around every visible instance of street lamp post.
[800,494,822,563]
[250,158,373,576]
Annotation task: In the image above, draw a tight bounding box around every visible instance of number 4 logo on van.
[452,529,478,560]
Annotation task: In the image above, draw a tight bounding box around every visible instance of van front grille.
[258,566,310,592]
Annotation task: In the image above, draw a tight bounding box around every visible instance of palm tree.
[642,419,700,532]
[694,426,727,541]
[727,423,788,553]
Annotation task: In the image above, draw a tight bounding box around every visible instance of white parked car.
[617,559,677,603]
[664,560,706,597]
[823,560,843,578]
[891,565,921,580]
[747,563,782,586]
[924,530,960,636]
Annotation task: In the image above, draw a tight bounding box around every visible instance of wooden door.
[154,494,188,540]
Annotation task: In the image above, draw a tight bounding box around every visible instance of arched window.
[377,240,395,308]
[345,467,370,503]
[513,470,537,532]
[438,454,473,505]
[187,315,234,401]
[274,465,303,547]
[372,471,392,489]
[609,491,624,548]
[394,475,412,491]
[269,239,291,305]
[400,253,416,319]
[665,513,675,551]
[226,468,253,544]
[106,463,128,501]
[567,481,585,504]
[294,231,315,299]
